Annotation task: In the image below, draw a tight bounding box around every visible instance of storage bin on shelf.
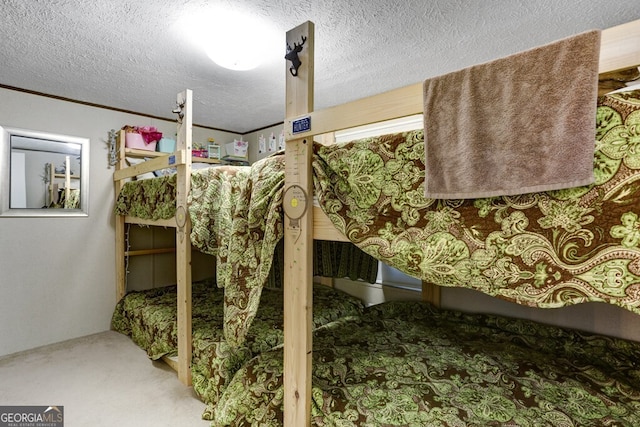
[157,137,176,153]
[225,139,248,158]
[192,149,208,158]
[122,125,162,151]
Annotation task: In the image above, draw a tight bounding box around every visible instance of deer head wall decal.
[285,35,307,77]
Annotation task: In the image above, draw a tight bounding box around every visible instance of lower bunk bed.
[280,18,640,426]
[211,299,640,426]
[111,277,365,414]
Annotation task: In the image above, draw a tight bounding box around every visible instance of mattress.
[210,300,640,426]
[111,278,364,407]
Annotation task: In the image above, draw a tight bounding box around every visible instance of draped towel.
[423,30,601,199]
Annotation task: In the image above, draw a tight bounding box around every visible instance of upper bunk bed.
[280,19,640,427]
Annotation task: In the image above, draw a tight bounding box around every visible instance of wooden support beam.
[124,216,175,228]
[285,82,422,140]
[124,247,176,257]
[283,21,314,427]
[115,131,128,302]
[421,280,441,307]
[113,147,188,182]
[313,206,349,242]
[175,89,193,386]
[599,18,640,74]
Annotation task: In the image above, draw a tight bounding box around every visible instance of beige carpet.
[0,331,209,426]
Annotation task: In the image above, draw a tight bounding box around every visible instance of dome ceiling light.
[179,8,280,71]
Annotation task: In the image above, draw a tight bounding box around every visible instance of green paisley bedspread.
[115,161,284,349]
[110,278,364,410]
[114,89,640,354]
[313,90,640,314]
[211,300,640,426]
[114,159,377,351]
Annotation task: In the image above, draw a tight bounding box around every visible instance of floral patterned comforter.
[313,90,640,314]
[110,278,364,411]
[115,160,284,349]
[114,158,377,351]
[211,300,640,426]
[114,89,640,356]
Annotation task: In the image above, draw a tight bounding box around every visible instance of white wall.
[0,87,239,357]
[334,271,640,342]
[245,124,285,164]
[440,287,640,342]
[333,278,422,307]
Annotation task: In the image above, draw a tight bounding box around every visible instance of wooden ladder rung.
[124,248,176,256]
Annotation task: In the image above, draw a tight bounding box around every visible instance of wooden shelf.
[193,157,221,164]
[123,147,166,157]
[123,147,220,163]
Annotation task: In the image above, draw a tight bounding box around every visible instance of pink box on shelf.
[125,132,157,151]
[192,149,208,158]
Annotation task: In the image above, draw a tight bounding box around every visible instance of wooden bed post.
[175,89,193,386]
[115,131,128,302]
[284,21,314,427]
[422,280,441,307]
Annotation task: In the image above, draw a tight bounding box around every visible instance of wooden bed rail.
[286,18,640,141]
[600,18,640,75]
[113,146,190,182]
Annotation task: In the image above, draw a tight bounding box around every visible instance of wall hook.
[285,35,307,77]
[172,102,184,123]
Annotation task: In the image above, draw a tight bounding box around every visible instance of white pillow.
[125,157,156,180]
[192,163,220,170]
[154,167,177,177]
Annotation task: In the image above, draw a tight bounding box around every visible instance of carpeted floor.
[0,331,209,426]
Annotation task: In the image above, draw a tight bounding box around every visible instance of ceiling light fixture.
[179,8,280,71]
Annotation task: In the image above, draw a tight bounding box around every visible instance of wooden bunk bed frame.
[282,19,640,427]
[47,155,77,207]
[111,18,640,422]
[114,89,206,385]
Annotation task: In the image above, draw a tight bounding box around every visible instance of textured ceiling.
[1,0,639,133]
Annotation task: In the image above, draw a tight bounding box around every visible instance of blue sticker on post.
[292,116,311,134]
[168,155,176,165]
